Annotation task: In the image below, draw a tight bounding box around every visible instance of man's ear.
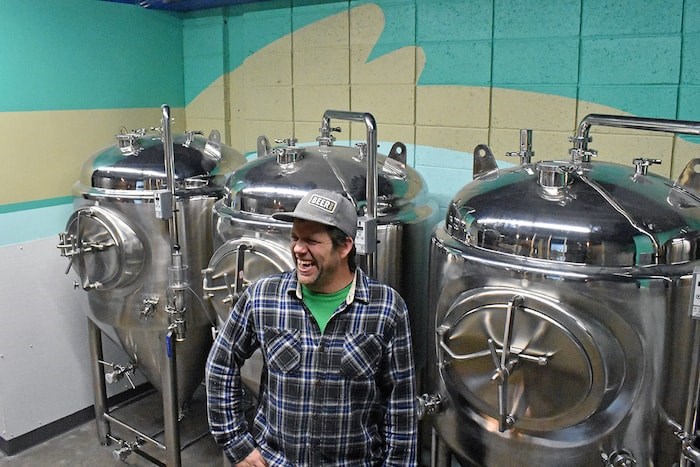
[339,236,354,259]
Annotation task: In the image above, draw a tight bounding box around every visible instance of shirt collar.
[290,269,369,305]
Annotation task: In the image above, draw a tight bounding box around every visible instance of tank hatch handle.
[473,144,498,178]
[202,243,250,306]
[57,209,114,290]
[506,129,534,165]
[488,295,522,432]
[437,295,550,432]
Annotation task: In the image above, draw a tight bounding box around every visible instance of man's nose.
[293,240,308,252]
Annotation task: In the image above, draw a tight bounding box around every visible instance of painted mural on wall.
[1,0,699,246]
[186,0,700,210]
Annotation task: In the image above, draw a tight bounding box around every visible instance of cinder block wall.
[184,0,700,212]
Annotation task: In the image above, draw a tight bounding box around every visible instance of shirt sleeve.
[382,295,419,466]
[205,289,260,463]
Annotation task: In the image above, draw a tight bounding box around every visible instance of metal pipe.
[87,317,110,444]
[103,414,167,450]
[161,104,179,247]
[575,114,700,151]
[431,428,451,467]
[161,104,188,342]
[321,110,378,276]
[578,174,660,264]
[162,330,181,467]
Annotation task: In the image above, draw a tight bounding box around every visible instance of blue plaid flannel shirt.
[205,268,418,466]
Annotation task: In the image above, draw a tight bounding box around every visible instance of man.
[205,188,418,466]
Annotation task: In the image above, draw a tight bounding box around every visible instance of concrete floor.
[0,386,223,467]
[0,385,439,467]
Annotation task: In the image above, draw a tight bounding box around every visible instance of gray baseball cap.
[272,189,358,239]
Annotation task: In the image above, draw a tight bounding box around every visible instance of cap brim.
[271,211,296,222]
[272,211,339,231]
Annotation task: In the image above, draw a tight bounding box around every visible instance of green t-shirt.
[301,283,352,333]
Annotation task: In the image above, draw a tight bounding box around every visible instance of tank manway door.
[437,288,625,433]
[203,238,294,322]
[58,206,144,290]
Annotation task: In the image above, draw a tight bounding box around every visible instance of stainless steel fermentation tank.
[423,114,700,466]
[57,106,246,465]
[203,110,439,380]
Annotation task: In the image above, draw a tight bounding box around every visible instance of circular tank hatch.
[204,237,294,321]
[62,206,144,290]
[438,288,625,433]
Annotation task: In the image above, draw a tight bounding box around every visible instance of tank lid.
[447,158,700,267]
[78,129,244,194]
[221,140,425,218]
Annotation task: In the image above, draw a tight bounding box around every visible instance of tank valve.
[183,130,203,147]
[632,157,661,175]
[100,361,136,389]
[355,142,367,161]
[274,138,304,165]
[668,418,700,463]
[506,129,534,165]
[317,124,341,146]
[113,446,131,461]
[601,449,637,466]
[417,393,444,419]
[111,438,143,461]
[568,135,598,163]
[140,297,159,319]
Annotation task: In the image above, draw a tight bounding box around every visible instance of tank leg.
[431,427,451,467]
[162,330,182,467]
[87,317,110,444]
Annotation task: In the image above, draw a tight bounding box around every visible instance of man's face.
[290,219,346,293]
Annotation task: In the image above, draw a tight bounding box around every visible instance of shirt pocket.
[340,333,383,380]
[263,327,301,374]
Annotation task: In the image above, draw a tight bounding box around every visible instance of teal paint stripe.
[0,203,75,247]
[293,0,351,31]
[582,0,683,36]
[494,0,580,39]
[183,17,226,105]
[579,85,679,120]
[223,1,292,93]
[0,0,184,112]
[0,197,73,215]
